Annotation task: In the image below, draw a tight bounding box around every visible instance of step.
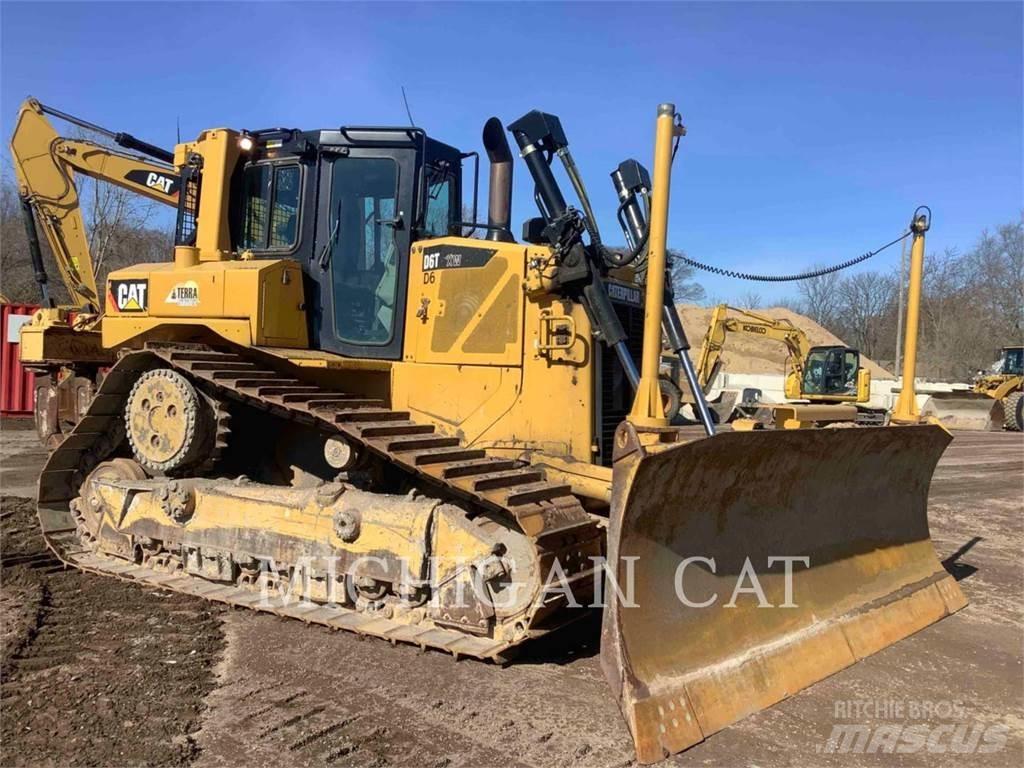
[295,397,381,409]
[410,447,487,466]
[248,386,323,397]
[282,392,372,404]
[439,458,519,479]
[335,409,410,423]
[212,372,284,383]
[309,400,386,414]
[501,481,574,507]
[170,351,246,363]
[383,435,460,452]
[189,361,258,372]
[357,422,435,438]
[471,469,545,492]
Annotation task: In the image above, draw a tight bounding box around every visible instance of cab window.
[240,163,300,250]
[328,157,399,345]
[422,163,456,238]
[1003,348,1023,376]
[803,348,857,396]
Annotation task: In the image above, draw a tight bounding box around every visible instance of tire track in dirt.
[194,609,632,768]
[1,495,226,767]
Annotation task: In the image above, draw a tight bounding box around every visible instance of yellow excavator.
[685,304,888,427]
[11,98,965,763]
[10,99,181,446]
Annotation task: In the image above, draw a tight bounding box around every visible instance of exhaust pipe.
[482,117,514,242]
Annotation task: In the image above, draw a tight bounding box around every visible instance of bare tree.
[835,271,896,359]
[963,220,1023,340]
[0,169,71,304]
[796,268,842,327]
[668,249,706,303]
[737,290,763,310]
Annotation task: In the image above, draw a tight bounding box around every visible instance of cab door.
[310,147,417,359]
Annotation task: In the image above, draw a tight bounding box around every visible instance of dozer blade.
[600,424,966,764]
[922,391,1005,431]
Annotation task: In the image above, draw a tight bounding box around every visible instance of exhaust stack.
[482,117,514,242]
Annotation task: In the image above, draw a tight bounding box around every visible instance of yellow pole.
[629,103,680,427]
[891,212,929,424]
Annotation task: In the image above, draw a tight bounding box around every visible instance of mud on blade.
[600,425,967,764]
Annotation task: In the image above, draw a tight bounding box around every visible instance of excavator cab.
[800,345,861,397]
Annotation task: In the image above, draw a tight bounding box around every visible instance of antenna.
[176,116,181,144]
[401,86,415,126]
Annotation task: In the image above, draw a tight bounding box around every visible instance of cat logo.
[108,279,148,313]
[166,280,200,307]
[123,169,179,197]
[606,282,643,306]
[145,172,175,194]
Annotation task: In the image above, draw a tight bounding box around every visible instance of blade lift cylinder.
[612,157,715,436]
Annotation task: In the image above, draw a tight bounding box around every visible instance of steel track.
[37,344,603,660]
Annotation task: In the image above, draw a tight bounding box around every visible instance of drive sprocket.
[125,368,213,474]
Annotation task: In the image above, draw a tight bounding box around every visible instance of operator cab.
[227,126,464,359]
[998,346,1023,376]
[801,345,860,397]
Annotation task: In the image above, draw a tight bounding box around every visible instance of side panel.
[404,238,526,367]
[393,236,596,462]
[102,260,307,349]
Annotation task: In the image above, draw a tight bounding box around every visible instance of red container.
[1,302,39,416]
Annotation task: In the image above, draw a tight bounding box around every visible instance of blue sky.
[2,1,1021,304]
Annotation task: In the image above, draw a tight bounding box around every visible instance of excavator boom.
[9,98,180,310]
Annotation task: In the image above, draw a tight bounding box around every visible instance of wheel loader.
[10,98,966,763]
[922,346,1022,431]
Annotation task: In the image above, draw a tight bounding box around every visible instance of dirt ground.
[1,419,1021,767]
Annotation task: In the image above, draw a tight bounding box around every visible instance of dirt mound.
[0,495,225,767]
[675,304,893,379]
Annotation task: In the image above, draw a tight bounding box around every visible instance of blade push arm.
[9,98,180,310]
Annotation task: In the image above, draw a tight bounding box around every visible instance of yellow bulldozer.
[10,98,965,763]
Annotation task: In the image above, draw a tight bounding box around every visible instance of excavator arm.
[695,304,811,395]
[9,98,180,311]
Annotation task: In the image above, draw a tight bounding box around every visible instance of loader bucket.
[922,391,1004,431]
[600,424,966,764]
